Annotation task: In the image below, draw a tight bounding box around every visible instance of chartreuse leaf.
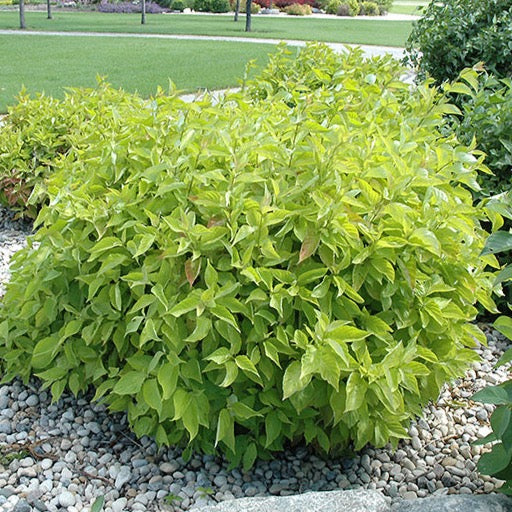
[345,372,367,412]
[133,233,155,258]
[235,355,262,385]
[215,408,235,453]
[205,261,218,289]
[211,306,239,332]
[170,292,201,317]
[409,228,441,256]
[243,443,258,472]
[229,401,262,420]
[142,378,163,416]
[283,361,310,399]
[113,371,146,395]
[494,317,512,346]
[185,316,212,343]
[157,362,179,399]
[220,361,239,388]
[151,284,168,311]
[182,398,200,441]
[497,348,512,369]
[32,336,60,369]
[325,323,370,343]
[172,388,191,421]
[265,411,282,448]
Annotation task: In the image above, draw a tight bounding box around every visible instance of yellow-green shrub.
[0,44,496,468]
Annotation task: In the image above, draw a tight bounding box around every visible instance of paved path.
[0,29,406,59]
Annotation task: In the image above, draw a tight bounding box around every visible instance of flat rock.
[191,489,389,512]
[393,494,512,512]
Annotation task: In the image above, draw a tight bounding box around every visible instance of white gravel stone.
[114,466,132,489]
[111,497,128,512]
[59,491,76,508]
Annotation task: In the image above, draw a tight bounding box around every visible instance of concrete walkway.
[0,29,406,59]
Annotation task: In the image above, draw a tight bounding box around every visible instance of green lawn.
[0,10,414,112]
[0,10,413,46]
[0,34,276,112]
[389,0,426,15]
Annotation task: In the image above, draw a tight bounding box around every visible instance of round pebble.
[58,491,76,508]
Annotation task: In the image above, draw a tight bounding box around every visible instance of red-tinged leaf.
[299,231,320,263]
[207,217,225,228]
[185,258,201,287]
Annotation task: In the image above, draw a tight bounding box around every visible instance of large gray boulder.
[191,489,389,512]
[394,494,512,512]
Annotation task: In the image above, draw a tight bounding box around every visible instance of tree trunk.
[245,0,251,31]
[19,0,26,29]
[234,0,240,21]
[47,0,52,19]
[141,0,146,24]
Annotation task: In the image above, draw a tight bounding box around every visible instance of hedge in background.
[405,0,512,84]
[451,74,512,198]
[0,44,497,468]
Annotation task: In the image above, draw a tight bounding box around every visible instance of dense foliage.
[322,0,389,15]
[330,0,359,15]
[97,0,166,12]
[0,85,147,218]
[473,224,512,495]
[442,69,512,313]
[193,0,230,12]
[404,0,512,84]
[0,44,496,467]
[253,0,314,8]
[451,75,512,198]
[284,2,311,14]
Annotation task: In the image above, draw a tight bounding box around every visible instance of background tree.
[245,0,251,31]
[19,0,26,29]
[141,0,146,24]
[234,0,241,21]
[47,0,53,19]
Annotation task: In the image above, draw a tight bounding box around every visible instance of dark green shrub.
[442,69,512,314]
[209,0,230,11]
[193,0,229,11]
[405,0,512,84]
[472,227,512,495]
[452,74,512,198]
[192,0,210,10]
[0,44,496,468]
[171,0,185,8]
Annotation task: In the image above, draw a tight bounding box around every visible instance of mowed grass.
[389,0,426,15]
[0,10,413,46]
[0,34,276,112]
